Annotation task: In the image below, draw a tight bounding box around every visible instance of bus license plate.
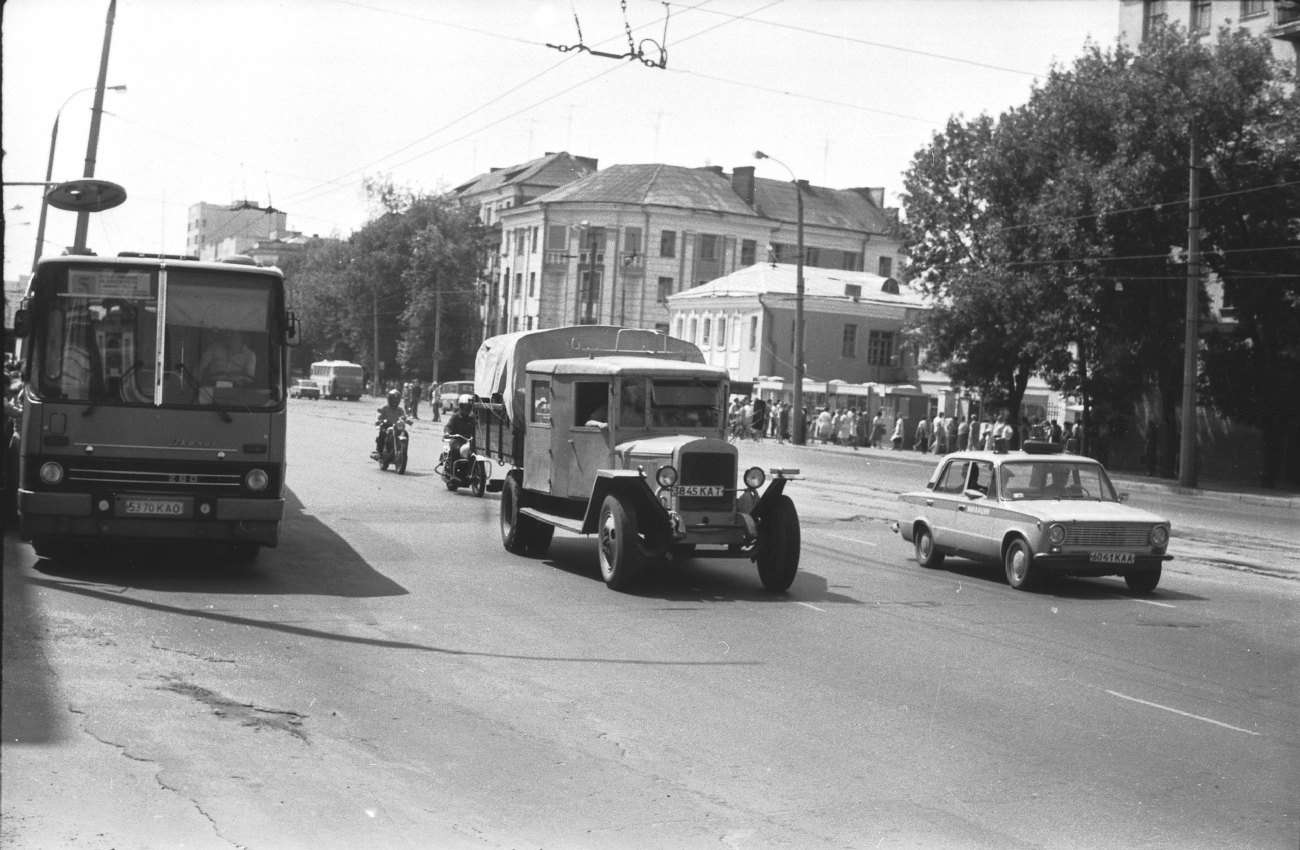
[1089,552,1135,564]
[672,485,724,498]
[121,497,189,518]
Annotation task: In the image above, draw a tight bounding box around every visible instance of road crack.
[157,676,309,742]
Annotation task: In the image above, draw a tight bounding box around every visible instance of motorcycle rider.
[373,389,407,459]
[444,393,477,473]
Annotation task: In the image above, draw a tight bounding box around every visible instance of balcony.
[543,250,571,267]
[618,252,644,276]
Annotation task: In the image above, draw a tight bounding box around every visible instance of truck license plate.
[1089,552,1135,564]
[122,497,188,517]
[672,485,724,497]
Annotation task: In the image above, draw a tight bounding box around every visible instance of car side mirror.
[282,311,301,347]
[1118,493,1130,503]
[12,308,30,338]
[925,481,936,490]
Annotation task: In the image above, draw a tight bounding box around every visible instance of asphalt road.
[3,397,1297,849]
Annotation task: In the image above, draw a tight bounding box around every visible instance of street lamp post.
[32,85,126,269]
[754,150,806,445]
[72,0,119,253]
[1179,128,1200,487]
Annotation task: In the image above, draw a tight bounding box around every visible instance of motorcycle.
[376,417,410,474]
[436,436,488,496]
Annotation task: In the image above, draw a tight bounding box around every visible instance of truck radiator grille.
[678,453,735,512]
[1064,524,1152,547]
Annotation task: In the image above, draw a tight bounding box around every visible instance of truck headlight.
[743,467,765,489]
[245,469,269,491]
[39,461,64,485]
[656,465,678,487]
[1150,526,1169,547]
[1047,524,1065,546]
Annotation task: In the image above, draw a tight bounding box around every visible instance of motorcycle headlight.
[39,461,64,485]
[1047,524,1066,546]
[1150,526,1169,547]
[656,465,678,487]
[245,468,269,491]
[395,420,406,432]
[743,466,765,489]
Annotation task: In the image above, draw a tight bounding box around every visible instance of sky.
[2,0,1122,282]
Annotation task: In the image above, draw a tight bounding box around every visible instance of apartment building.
[186,200,288,261]
[488,163,903,339]
[1119,0,1300,69]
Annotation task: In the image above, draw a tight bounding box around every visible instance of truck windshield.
[999,461,1118,501]
[650,379,721,428]
[34,265,280,408]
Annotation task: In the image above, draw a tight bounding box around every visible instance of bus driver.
[200,329,257,386]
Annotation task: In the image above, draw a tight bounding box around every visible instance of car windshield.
[35,265,280,409]
[650,379,721,428]
[999,461,1118,502]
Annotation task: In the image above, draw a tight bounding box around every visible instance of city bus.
[309,359,364,400]
[11,253,299,561]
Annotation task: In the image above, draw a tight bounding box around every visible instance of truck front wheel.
[755,494,801,592]
[598,493,642,591]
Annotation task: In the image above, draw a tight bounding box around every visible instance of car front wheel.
[915,525,945,569]
[1004,537,1036,590]
[1125,565,1161,593]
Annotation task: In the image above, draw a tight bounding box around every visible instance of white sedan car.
[893,444,1172,592]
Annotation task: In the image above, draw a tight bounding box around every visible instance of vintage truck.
[472,326,801,592]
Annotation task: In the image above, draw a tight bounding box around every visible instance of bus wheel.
[229,542,260,564]
[598,493,642,592]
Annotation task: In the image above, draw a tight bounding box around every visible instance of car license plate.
[121,497,188,518]
[672,485,724,498]
[1089,552,1135,564]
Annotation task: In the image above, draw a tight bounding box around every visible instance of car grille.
[1064,524,1152,547]
[50,459,273,496]
[678,452,735,512]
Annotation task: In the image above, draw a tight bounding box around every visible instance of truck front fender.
[580,470,673,536]
[750,476,789,522]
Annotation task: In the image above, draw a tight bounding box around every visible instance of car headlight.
[1150,526,1169,547]
[245,468,269,491]
[39,461,64,485]
[656,465,678,487]
[1047,524,1066,546]
[743,466,765,489]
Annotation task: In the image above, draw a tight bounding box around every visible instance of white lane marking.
[1108,593,1176,608]
[823,532,878,547]
[795,601,826,612]
[1105,690,1261,736]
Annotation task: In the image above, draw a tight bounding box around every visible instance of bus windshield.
[34,265,281,408]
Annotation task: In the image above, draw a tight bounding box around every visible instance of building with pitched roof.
[488,163,903,339]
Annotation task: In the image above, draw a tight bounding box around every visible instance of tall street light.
[754,150,806,445]
[72,0,120,253]
[32,84,126,269]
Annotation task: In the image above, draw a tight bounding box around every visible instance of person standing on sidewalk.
[891,415,905,450]
[957,415,970,451]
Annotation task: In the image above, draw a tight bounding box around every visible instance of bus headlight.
[39,462,64,485]
[1150,526,1169,547]
[656,465,678,487]
[743,467,765,489]
[1047,524,1066,546]
[245,468,269,491]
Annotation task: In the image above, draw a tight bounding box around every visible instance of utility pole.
[1178,129,1200,487]
[373,283,381,396]
[72,0,117,252]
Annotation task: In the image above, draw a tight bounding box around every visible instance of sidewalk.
[781,438,1300,510]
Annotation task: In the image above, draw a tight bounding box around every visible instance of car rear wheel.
[1125,565,1161,593]
[915,525,945,569]
[1004,537,1037,590]
[755,494,800,592]
[598,493,642,591]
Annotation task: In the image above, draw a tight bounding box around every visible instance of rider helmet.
[457,393,473,414]
[387,389,400,405]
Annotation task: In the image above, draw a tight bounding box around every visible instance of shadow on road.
[538,537,864,604]
[2,532,69,745]
[29,487,407,598]
[930,557,1207,602]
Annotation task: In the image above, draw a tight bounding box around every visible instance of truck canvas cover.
[474,326,705,425]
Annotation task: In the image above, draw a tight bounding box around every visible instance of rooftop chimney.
[731,166,755,205]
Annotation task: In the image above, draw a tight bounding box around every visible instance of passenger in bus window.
[200,329,256,386]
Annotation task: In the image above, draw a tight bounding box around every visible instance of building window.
[867,330,894,366]
[528,272,536,297]
[717,317,727,348]
[675,317,684,338]
[577,270,601,324]
[547,225,567,250]
[702,318,711,346]
[749,316,758,351]
[805,247,819,267]
[515,228,525,255]
[1240,0,1266,18]
[515,273,523,299]
[655,322,670,334]
[531,226,539,253]
[1192,0,1212,31]
[512,316,520,332]
[841,251,862,271]
[660,230,677,258]
[657,276,674,303]
[878,256,893,278]
[624,227,642,256]
[690,317,698,343]
[1143,0,1168,37]
[698,234,718,261]
[741,239,757,266]
[842,324,858,358]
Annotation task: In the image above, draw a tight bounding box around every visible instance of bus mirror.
[283,312,301,347]
[12,308,31,338]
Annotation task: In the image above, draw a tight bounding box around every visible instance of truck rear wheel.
[598,493,642,591]
[756,494,800,592]
[501,474,548,556]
